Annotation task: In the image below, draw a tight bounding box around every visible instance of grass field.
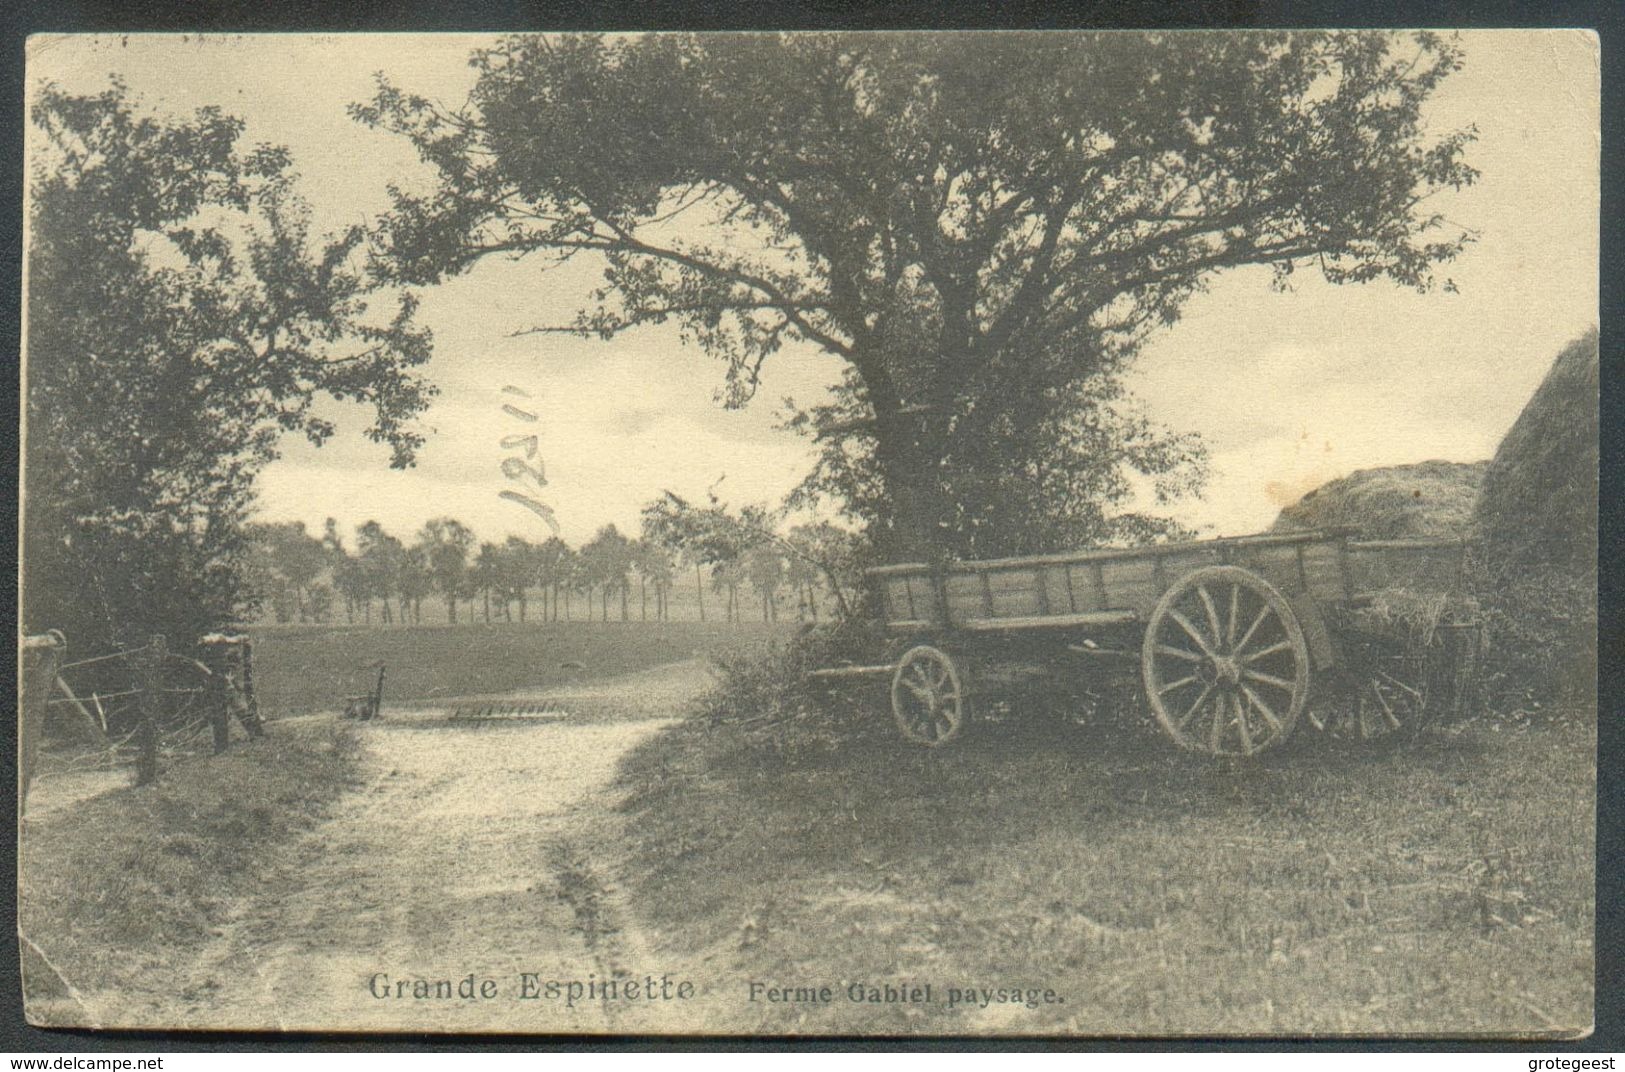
[610,697,1595,1036]
[249,620,787,716]
[19,719,363,1025]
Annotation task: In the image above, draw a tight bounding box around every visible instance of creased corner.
[19,929,101,1030]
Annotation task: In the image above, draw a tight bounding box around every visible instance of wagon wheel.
[1141,565,1309,757]
[1307,637,1436,745]
[890,645,967,747]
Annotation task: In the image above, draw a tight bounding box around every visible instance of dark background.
[0,0,1618,1054]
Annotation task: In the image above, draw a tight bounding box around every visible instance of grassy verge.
[19,720,363,1024]
[610,693,1594,1036]
[250,620,787,715]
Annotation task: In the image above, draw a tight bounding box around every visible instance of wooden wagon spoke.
[1197,585,1224,650]
[1157,673,1202,696]
[1167,609,1217,657]
[1177,683,1215,730]
[1240,683,1283,733]
[1226,583,1241,647]
[1233,692,1255,756]
[1241,639,1294,664]
[1155,643,1204,663]
[1371,682,1403,729]
[1243,668,1297,692]
[1209,692,1227,752]
[1376,669,1424,701]
[1233,604,1272,655]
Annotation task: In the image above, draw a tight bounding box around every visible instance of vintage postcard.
[18,30,1598,1036]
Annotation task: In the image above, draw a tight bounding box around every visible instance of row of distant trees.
[248,499,863,628]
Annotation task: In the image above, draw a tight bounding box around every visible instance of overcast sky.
[25,31,1600,546]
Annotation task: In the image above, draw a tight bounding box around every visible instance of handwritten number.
[499,491,561,535]
[499,385,555,530]
[501,456,548,488]
[500,434,539,459]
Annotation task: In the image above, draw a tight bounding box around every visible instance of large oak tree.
[360,31,1475,557]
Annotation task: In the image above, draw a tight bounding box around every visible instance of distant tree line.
[248,497,861,627]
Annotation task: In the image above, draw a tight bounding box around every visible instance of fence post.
[19,631,65,817]
[241,637,259,726]
[135,634,166,787]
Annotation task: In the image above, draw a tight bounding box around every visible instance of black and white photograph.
[16,29,1599,1037]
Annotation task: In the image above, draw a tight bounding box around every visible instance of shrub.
[692,619,893,764]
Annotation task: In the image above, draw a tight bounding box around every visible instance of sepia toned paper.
[17,30,1598,1037]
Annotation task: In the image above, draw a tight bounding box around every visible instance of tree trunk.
[858,358,943,560]
[695,565,706,622]
[640,577,647,621]
[620,582,628,622]
[445,596,456,623]
[518,594,526,622]
[483,587,491,623]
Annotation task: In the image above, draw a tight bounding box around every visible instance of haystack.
[1472,328,1599,573]
[1271,460,1487,539]
[1470,328,1599,707]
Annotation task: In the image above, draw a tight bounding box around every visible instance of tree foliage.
[359,31,1475,556]
[24,82,435,652]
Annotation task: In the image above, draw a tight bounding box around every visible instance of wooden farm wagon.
[811,530,1481,756]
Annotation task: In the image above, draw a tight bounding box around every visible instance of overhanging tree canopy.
[359,31,1475,556]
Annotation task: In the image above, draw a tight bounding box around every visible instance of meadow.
[609,692,1595,1037]
[248,620,788,716]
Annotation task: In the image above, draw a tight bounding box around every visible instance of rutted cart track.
[91,660,714,1033]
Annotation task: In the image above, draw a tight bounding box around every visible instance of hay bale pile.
[1271,460,1487,539]
[1469,329,1599,708]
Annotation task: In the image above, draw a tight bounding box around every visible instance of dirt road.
[96,659,716,1033]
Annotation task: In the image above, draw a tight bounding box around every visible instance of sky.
[24,31,1600,547]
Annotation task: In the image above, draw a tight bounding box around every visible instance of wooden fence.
[19,631,260,814]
